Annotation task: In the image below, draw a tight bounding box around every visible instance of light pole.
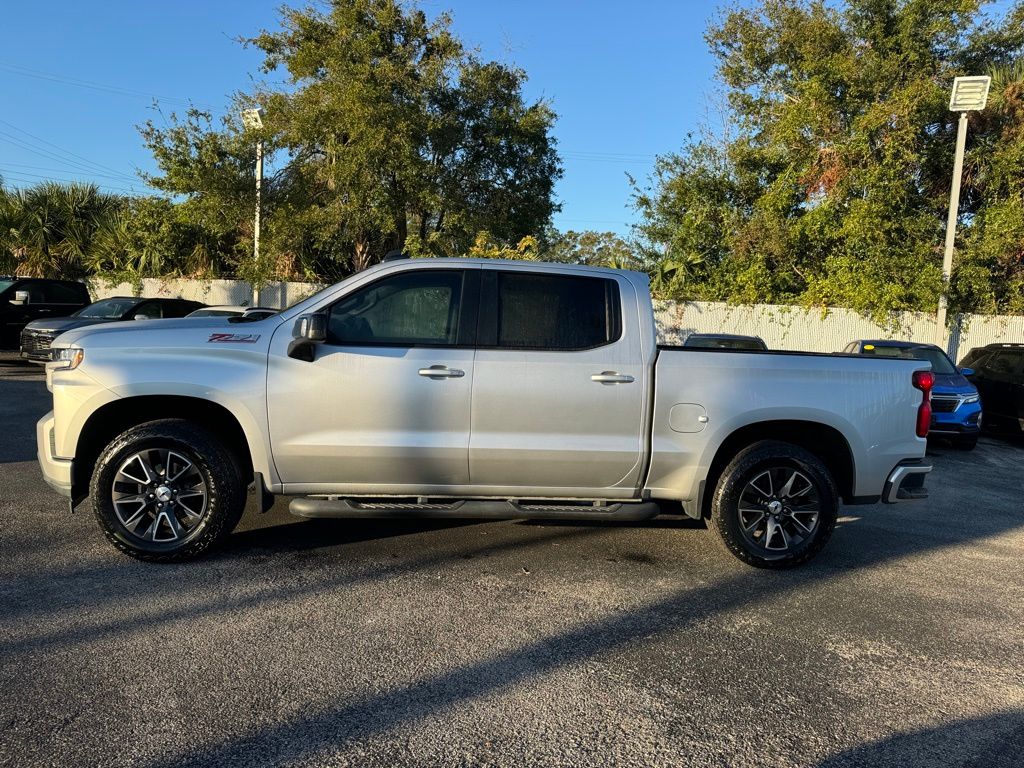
[935,76,990,347]
[241,107,265,306]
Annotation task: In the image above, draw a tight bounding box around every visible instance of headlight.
[963,393,980,404]
[51,347,84,370]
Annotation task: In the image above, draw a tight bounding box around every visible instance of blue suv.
[842,340,982,450]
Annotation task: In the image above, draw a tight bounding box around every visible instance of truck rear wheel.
[710,440,838,569]
[90,419,247,562]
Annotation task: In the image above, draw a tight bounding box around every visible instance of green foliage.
[543,230,642,269]
[140,0,562,281]
[0,182,123,279]
[633,0,1024,317]
[462,230,540,260]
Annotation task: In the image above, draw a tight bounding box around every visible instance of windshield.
[73,298,139,319]
[0,280,14,293]
[862,344,956,375]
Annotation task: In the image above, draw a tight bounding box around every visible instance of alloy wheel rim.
[112,448,209,544]
[737,467,820,556]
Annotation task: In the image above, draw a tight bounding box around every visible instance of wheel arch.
[699,420,856,519]
[73,395,260,505]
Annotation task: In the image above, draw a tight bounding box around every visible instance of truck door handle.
[591,371,635,384]
[418,365,465,379]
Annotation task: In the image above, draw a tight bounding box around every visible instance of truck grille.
[931,396,960,413]
[20,329,56,358]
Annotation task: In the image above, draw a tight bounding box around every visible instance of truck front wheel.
[90,419,247,562]
[710,440,838,569]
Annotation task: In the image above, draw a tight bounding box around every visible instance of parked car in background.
[20,296,205,362]
[186,306,279,320]
[682,333,768,351]
[842,340,981,449]
[958,343,1024,435]
[1,277,90,350]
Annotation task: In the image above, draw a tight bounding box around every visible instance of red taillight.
[913,370,935,393]
[912,370,934,438]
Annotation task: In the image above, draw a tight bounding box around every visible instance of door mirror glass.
[10,290,29,306]
[294,313,328,342]
[288,313,327,361]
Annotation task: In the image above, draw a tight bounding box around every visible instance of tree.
[633,0,1024,317]
[141,0,562,280]
[543,229,642,269]
[0,182,124,279]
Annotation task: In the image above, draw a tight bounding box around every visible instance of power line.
[0,61,218,110]
[0,170,139,195]
[0,162,140,183]
[0,120,139,180]
[0,132,138,184]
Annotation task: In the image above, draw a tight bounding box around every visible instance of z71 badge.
[207,333,261,344]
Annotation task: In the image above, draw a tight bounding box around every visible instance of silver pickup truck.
[37,258,934,568]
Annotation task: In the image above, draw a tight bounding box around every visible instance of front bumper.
[36,411,73,497]
[882,459,932,503]
[20,329,57,361]
[929,398,982,438]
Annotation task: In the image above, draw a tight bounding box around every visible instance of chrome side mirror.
[10,290,29,306]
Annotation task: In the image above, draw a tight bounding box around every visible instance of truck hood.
[51,316,281,349]
[23,317,120,334]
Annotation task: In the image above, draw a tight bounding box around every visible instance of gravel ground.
[1,355,1022,767]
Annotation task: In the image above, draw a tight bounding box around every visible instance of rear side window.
[41,283,86,303]
[488,272,621,350]
[987,351,1024,376]
[132,302,164,320]
[164,301,201,318]
[327,270,464,346]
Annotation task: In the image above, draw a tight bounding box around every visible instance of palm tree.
[0,182,123,278]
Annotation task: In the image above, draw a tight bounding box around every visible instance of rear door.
[468,267,647,495]
[37,282,87,319]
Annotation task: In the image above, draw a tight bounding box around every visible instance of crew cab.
[37,259,934,568]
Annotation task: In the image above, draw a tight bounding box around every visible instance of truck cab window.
[327,270,463,346]
[490,272,620,350]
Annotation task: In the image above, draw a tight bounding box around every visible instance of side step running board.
[289,497,660,522]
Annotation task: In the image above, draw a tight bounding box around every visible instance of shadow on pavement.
[118,497,1023,768]
[815,709,1024,768]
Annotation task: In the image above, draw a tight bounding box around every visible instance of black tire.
[709,440,838,569]
[953,435,978,451]
[90,419,247,562]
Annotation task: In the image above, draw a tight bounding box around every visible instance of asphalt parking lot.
[1,356,1022,768]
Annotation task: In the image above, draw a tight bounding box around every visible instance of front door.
[267,267,478,493]
[468,268,647,496]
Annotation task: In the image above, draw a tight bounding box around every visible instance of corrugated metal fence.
[92,277,1024,362]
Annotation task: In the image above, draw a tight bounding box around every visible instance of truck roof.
[366,256,648,280]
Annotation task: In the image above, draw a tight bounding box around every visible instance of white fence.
[91,277,1024,362]
[92,278,323,312]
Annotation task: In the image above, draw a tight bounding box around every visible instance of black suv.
[20,296,206,362]
[0,277,91,350]
[959,343,1024,434]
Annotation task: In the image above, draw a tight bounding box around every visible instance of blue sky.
[0,1,726,236]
